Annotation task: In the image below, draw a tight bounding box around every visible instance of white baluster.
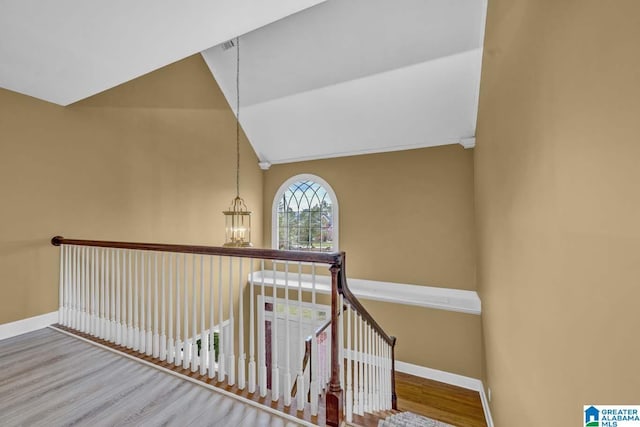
[364,321,369,412]
[139,252,146,354]
[167,253,174,363]
[153,252,159,358]
[127,251,133,347]
[346,304,353,422]
[296,263,304,410]
[325,328,331,388]
[86,247,90,333]
[271,263,279,401]
[142,251,148,351]
[62,245,69,327]
[100,248,106,339]
[175,254,182,367]
[102,248,111,341]
[133,251,139,351]
[217,257,225,382]
[358,314,364,414]
[208,256,215,379]
[58,245,65,325]
[238,258,246,389]
[69,246,74,329]
[160,253,167,360]
[339,294,344,390]
[91,247,96,335]
[90,247,95,334]
[310,263,319,416]
[78,245,83,331]
[283,262,291,407]
[368,323,373,413]
[363,319,368,412]
[115,249,122,344]
[259,259,267,397]
[81,246,87,333]
[353,310,360,415]
[227,257,235,384]
[191,255,198,372]
[121,250,127,346]
[371,328,376,413]
[66,244,71,327]
[91,247,97,336]
[373,333,379,412]
[200,255,207,375]
[183,253,190,369]
[121,250,127,347]
[378,335,383,411]
[110,249,117,342]
[387,342,392,409]
[382,340,387,410]
[87,247,92,334]
[86,247,95,336]
[146,253,153,355]
[248,259,256,393]
[66,245,72,327]
[76,246,84,331]
[78,246,83,332]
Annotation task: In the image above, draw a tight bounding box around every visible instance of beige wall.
[0,55,262,325]
[475,0,640,425]
[263,146,483,378]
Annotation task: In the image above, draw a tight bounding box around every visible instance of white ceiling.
[0,0,487,164]
[0,0,325,106]
[203,0,487,164]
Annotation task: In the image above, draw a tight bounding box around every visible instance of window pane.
[277,178,335,251]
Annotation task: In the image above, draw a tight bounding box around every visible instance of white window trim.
[271,173,339,251]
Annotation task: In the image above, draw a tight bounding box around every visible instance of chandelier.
[223,37,252,247]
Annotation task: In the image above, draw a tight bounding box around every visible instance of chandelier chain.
[235,36,240,198]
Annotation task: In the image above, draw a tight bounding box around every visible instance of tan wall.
[475,0,640,425]
[263,146,483,378]
[0,55,263,325]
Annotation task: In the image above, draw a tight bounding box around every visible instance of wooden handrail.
[337,253,396,346]
[337,254,397,410]
[51,236,342,265]
[291,312,339,398]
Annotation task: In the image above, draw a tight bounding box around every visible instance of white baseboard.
[479,386,494,427]
[395,360,493,427]
[0,311,58,341]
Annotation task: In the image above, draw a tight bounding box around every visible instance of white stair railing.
[53,236,396,427]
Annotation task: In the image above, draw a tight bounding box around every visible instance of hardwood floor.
[394,371,487,427]
[0,328,302,427]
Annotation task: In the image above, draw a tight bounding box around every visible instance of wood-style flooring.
[394,371,487,427]
[0,328,301,427]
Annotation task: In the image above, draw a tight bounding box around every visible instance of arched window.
[272,174,339,252]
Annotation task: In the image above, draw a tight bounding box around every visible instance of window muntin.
[274,176,337,252]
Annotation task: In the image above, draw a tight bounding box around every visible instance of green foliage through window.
[277,180,334,252]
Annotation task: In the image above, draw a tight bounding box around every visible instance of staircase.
[51,236,398,426]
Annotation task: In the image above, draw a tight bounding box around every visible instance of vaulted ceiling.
[0,0,487,165]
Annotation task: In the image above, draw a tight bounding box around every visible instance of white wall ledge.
[249,270,481,315]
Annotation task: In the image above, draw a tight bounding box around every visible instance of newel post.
[326,263,343,427]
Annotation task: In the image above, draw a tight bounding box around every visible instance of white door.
[261,297,329,394]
